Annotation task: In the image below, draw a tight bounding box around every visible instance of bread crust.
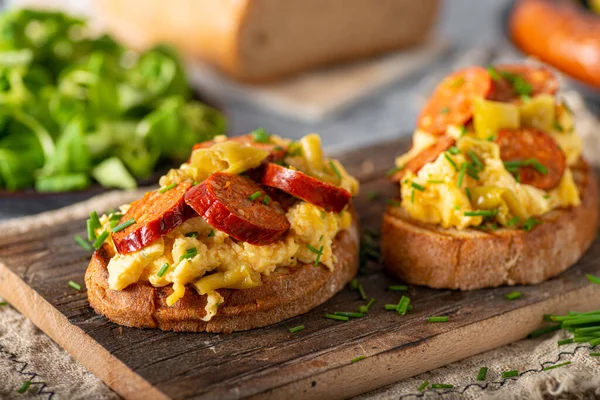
[382,160,598,290]
[85,211,359,333]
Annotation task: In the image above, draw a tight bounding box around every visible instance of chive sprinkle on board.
[505,291,522,300]
[431,384,454,389]
[476,367,488,381]
[586,274,600,285]
[325,314,349,322]
[288,325,305,334]
[590,353,600,357]
[334,311,364,318]
[502,370,519,378]
[74,234,93,251]
[157,263,169,278]
[159,183,178,193]
[388,285,408,292]
[418,381,429,391]
[358,283,367,300]
[349,278,359,291]
[557,339,573,346]
[543,361,572,371]
[68,280,82,291]
[0,301,8,307]
[367,191,380,201]
[17,381,31,394]
[428,316,449,323]
[351,356,366,363]
[528,325,561,338]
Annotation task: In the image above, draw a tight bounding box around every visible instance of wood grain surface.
[1,137,600,400]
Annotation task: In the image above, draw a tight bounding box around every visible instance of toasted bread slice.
[85,212,359,333]
[382,159,598,290]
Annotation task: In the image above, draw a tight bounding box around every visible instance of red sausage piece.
[391,136,456,181]
[259,163,352,213]
[417,66,493,136]
[184,172,290,246]
[487,64,558,102]
[113,181,195,254]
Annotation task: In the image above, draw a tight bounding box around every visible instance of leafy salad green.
[0,8,226,192]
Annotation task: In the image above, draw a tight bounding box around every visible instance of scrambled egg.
[98,133,357,321]
[396,97,582,229]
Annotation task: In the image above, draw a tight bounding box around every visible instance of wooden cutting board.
[1,137,600,400]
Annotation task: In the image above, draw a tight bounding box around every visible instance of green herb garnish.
[325,314,349,322]
[388,285,408,292]
[476,367,488,381]
[505,291,522,300]
[386,199,401,207]
[464,209,498,217]
[249,191,262,201]
[543,361,571,371]
[330,161,342,180]
[487,65,501,81]
[418,381,430,391]
[68,280,82,291]
[351,356,366,363]
[522,217,541,232]
[179,247,198,261]
[208,230,215,237]
[263,194,271,205]
[386,165,404,177]
[507,216,521,227]
[17,381,31,394]
[251,127,271,143]
[159,183,178,194]
[397,296,411,315]
[448,146,460,155]
[93,231,109,250]
[586,274,600,285]
[74,234,93,251]
[502,370,519,379]
[428,316,449,323]
[185,232,199,238]
[431,384,454,389]
[289,325,305,334]
[335,311,364,318]
[444,153,458,172]
[457,163,467,188]
[367,191,380,200]
[157,263,169,277]
[111,218,135,233]
[358,283,367,300]
[467,150,483,170]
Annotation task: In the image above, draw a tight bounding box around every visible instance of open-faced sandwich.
[382,64,598,290]
[85,131,359,332]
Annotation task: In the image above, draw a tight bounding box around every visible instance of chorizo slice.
[487,64,558,102]
[184,172,290,245]
[391,136,456,181]
[495,128,566,190]
[259,163,351,213]
[113,181,195,254]
[417,66,492,136]
[190,134,287,163]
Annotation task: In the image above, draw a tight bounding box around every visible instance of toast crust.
[85,211,359,333]
[382,159,598,290]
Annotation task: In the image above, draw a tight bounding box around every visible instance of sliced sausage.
[190,134,287,163]
[259,163,351,213]
[487,64,558,102]
[510,0,600,89]
[113,181,195,254]
[417,66,492,136]
[495,128,566,190]
[391,136,455,181]
[184,172,290,245]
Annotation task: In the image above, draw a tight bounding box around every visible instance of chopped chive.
[411,182,425,191]
[525,159,548,175]
[428,179,444,184]
[459,125,468,137]
[505,291,522,300]
[159,183,178,193]
[522,217,541,232]
[365,191,381,201]
[464,187,471,203]
[351,356,366,363]
[157,263,169,278]
[590,353,600,357]
[330,161,342,180]
[457,163,467,188]
[358,283,367,300]
[502,370,519,379]
[89,211,101,229]
[263,195,271,205]
[364,298,376,311]
[193,181,200,186]
[251,127,271,143]
[590,337,600,346]
[306,244,321,254]
[325,313,349,321]
[249,191,262,201]
[487,65,501,81]
[553,120,564,132]
[384,304,398,311]
[411,190,415,204]
[0,301,8,306]
[179,247,198,261]
[441,107,450,114]
[74,234,93,251]
[386,165,404,177]
[208,230,215,237]
[109,213,123,222]
[185,232,199,239]
[507,216,521,227]
[444,153,458,172]
[17,381,31,394]
[486,135,496,141]
[557,338,573,346]
[289,325,305,333]
[428,316,449,323]
[464,209,497,217]
[386,199,401,207]
[432,384,454,389]
[521,94,531,103]
[68,280,82,291]
[112,219,135,233]
[86,219,97,241]
[389,285,408,292]
[476,367,488,381]
[418,380,430,391]
[397,296,411,315]
[349,278,359,291]
[335,311,364,318]
[528,325,561,338]
[448,146,460,155]
[93,231,109,250]
[467,150,483,170]
[586,274,600,285]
